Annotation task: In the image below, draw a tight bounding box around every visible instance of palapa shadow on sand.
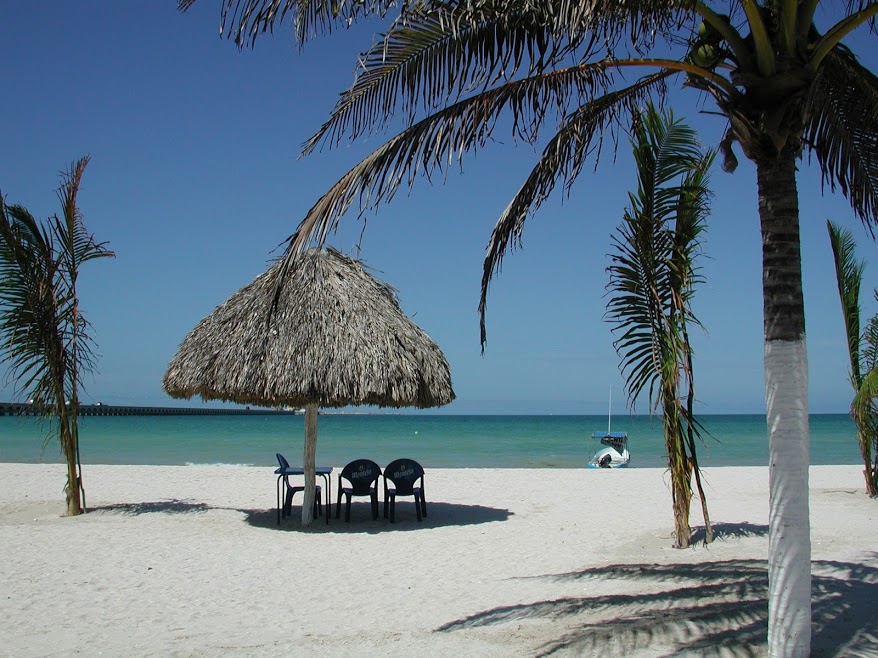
[247,500,512,533]
[436,558,878,657]
[90,499,511,532]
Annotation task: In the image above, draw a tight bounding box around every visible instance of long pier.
[0,402,301,417]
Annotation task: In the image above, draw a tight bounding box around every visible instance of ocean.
[0,413,862,469]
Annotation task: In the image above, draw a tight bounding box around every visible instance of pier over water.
[0,402,300,417]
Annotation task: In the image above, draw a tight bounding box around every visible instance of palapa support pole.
[301,403,318,525]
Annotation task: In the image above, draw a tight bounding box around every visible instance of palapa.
[163,247,454,524]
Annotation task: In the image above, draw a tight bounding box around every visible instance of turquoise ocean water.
[0,413,862,469]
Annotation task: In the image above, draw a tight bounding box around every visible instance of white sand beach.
[0,464,875,657]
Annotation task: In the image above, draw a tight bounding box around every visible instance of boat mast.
[607,386,612,433]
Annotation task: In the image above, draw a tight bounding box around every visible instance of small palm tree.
[0,157,114,516]
[607,104,714,548]
[827,220,878,496]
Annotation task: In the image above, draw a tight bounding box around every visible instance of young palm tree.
[854,311,878,492]
[607,103,714,548]
[182,1,878,653]
[827,220,878,495]
[0,157,114,516]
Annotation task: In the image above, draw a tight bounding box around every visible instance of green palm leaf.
[806,44,878,226]
[303,4,576,153]
[285,59,641,263]
[606,103,712,407]
[178,0,401,47]
[478,71,674,344]
[827,219,865,387]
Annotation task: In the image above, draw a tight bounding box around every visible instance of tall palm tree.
[182,1,878,654]
[607,103,715,549]
[827,219,878,495]
[0,157,114,516]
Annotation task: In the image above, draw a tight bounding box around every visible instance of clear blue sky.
[1,2,874,415]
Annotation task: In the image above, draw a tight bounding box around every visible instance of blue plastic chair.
[383,458,426,522]
[336,459,381,522]
[275,453,322,524]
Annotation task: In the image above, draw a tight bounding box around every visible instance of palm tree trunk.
[756,152,811,658]
[856,429,877,496]
[59,408,83,516]
[681,319,712,542]
[663,391,692,548]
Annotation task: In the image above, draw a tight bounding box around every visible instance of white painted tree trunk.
[765,339,811,657]
[301,403,318,526]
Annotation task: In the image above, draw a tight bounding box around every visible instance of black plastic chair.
[383,458,426,523]
[275,453,322,524]
[336,459,381,522]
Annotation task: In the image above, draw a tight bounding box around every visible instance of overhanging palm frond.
[303,3,579,153]
[806,44,878,229]
[287,60,631,260]
[478,70,675,347]
[182,0,693,53]
[178,0,401,47]
[827,219,865,387]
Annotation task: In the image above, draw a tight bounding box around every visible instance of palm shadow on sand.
[436,556,878,657]
[93,500,212,515]
[91,499,511,532]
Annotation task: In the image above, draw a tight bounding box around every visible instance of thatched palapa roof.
[163,247,454,409]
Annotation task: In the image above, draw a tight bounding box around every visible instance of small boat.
[587,387,630,468]
[587,431,630,468]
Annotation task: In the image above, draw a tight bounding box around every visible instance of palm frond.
[826,219,865,387]
[670,148,715,311]
[180,0,693,51]
[303,0,697,153]
[605,103,711,407]
[862,296,878,372]
[478,70,674,347]
[0,202,66,405]
[805,43,878,230]
[448,0,693,56]
[608,207,675,403]
[303,3,577,153]
[852,355,878,432]
[178,0,402,47]
[287,60,631,259]
[52,159,114,278]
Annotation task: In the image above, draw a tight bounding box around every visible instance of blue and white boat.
[587,431,630,468]
[587,388,630,468]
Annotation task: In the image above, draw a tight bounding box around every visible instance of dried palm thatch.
[162,247,454,409]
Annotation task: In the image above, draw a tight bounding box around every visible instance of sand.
[0,463,875,657]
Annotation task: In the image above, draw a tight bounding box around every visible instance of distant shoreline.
[0,402,853,417]
[0,402,302,417]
